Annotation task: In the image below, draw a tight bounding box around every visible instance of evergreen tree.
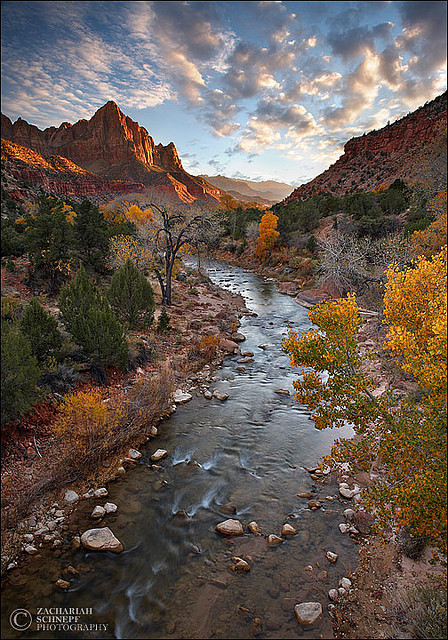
[74,200,109,270]
[1,321,41,426]
[25,196,74,291]
[108,258,155,328]
[20,298,62,363]
[59,266,128,369]
[157,306,171,333]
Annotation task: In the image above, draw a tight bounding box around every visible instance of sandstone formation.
[2,101,224,204]
[284,91,446,202]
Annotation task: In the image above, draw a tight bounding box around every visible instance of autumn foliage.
[283,246,447,553]
[255,211,279,260]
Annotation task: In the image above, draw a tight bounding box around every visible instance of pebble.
[339,577,352,590]
[275,389,290,396]
[24,545,38,555]
[94,488,108,498]
[128,448,142,460]
[326,551,338,563]
[248,521,261,534]
[307,500,321,510]
[104,502,118,514]
[151,449,168,462]
[91,506,106,519]
[328,589,338,601]
[339,523,351,534]
[267,534,283,545]
[213,390,229,401]
[55,579,70,590]
[215,519,244,536]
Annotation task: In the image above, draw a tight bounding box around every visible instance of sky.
[1,1,447,186]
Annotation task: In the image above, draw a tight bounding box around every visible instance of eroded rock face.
[80,527,124,553]
[1,103,223,204]
[283,92,446,201]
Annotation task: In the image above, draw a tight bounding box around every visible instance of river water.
[2,260,356,640]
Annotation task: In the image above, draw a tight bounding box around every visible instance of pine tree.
[157,306,171,333]
[59,266,128,369]
[108,258,155,328]
[1,321,41,426]
[74,200,109,270]
[20,298,62,363]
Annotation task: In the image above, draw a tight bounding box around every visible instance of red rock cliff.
[284,91,447,202]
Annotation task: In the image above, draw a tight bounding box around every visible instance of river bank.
[1,264,249,575]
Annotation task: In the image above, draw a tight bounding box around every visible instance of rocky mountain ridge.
[199,174,296,205]
[285,91,447,202]
[1,102,223,204]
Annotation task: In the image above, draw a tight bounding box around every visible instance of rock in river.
[173,390,193,404]
[81,528,124,553]
[294,602,322,626]
[151,449,168,462]
[213,390,229,401]
[281,524,297,535]
[215,519,244,536]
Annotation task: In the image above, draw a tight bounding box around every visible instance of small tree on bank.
[20,298,62,363]
[108,258,155,328]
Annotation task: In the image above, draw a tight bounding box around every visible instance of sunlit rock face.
[1,102,223,204]
[284,91,447,202]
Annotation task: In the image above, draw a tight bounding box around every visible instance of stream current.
[2,260,356,640]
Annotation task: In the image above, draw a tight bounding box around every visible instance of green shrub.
[59,266,128,369]
[108,258,154,328]
[157,307,171,333]
[1,321,41,426]
[20,298,62,363]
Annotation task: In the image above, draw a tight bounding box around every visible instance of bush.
[108,258,155,328]
[59,266,128,369]
[389,581,447,639]
[157,307,171,333]
[1,321,41,426]
[1,297,22,323]
[38,362,80,394]
[20,298,62,362]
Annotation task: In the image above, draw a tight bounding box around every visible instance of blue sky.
[1,1,446,186]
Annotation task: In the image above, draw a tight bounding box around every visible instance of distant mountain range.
[284,91,447,203]
[198,175,296,205]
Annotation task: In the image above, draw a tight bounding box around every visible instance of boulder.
[294,602,322,626]
[219,339,240,353]
[215,519,244,536]
[281,524,297,536]
[354,511,375,534]
[151,449,168,462]
[213,390,229,401]
[64,490,79,505]
[80,527,124,553]
[173,390,193,404]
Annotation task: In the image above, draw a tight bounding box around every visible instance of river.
[2,259,356,640]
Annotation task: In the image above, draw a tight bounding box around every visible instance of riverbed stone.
[173,390,193,404]
[94,488,108,498]
[80,527,124,553]
[339,577,352,590]
[219,339,240,353]
[326,551,338,563]
[307,500,322,510]
[275,389,290,396]
[128,448,142,460]
[268,534,283,545]
[215,519,244,536]
[231,332,246,342]
[294,602,322,626]
[104,502,118,514]
[64,490,79,505]
[231,558,250,571]
[248,521,261,534]
[151,449,168,461]
[213,390,229,401]
[55,579,70,590]
[339,523,351,534]
[281,524,297,535]
[328,589,339,601]
[339,483,361,499]
[354,510,375,534]
[24,544,38,555]
[91,506,106,519]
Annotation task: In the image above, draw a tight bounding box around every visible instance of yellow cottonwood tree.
[282,247,447,552]
[255,211,279,260]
